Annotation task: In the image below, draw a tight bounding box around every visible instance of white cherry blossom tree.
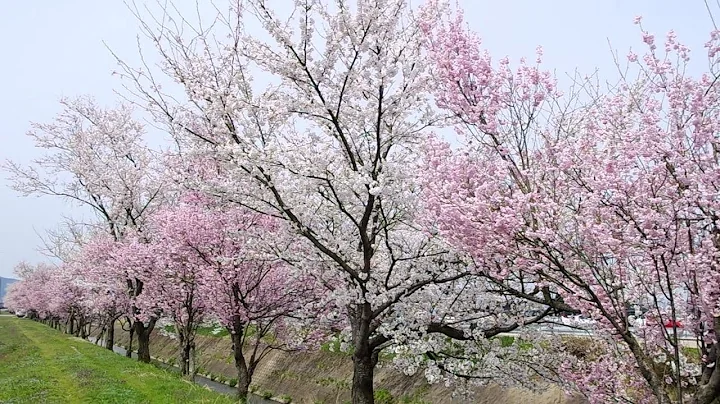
[115,1,566,401]
[4,96,166,360]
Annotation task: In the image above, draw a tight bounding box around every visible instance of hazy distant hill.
[0,277,18,307]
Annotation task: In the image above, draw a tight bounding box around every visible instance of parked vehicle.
[664,319,683,328]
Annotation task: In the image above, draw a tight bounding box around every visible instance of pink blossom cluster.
[421,3,720,403]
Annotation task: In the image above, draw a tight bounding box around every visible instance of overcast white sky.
[0,0,715,278]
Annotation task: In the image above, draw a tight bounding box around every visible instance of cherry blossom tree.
[37,221,89,263]
[4,96,166,356]
[51,267,96,338]
[112,1,571,402]
[4,262,56,321]
[146,193,323,399]
[142,200,211,379]
[4,261,93,336]
[71,233,131,350]
[421,4,720,403]
[111,232,166,363]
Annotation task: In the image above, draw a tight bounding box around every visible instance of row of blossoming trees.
[6,191,324,397]
[4,1,720,403]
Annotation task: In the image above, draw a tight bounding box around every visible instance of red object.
[664,320,683,328]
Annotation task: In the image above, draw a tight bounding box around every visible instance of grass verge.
[0,316,234,404]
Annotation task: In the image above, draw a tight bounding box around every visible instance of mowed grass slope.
[0,316,234,404]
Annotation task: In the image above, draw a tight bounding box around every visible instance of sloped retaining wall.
[107,326,583,404]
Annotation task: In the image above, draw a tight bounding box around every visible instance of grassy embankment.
[0,316,234,404]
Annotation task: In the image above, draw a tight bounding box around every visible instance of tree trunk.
[350,303,378,404]
[97,323,107,346]
[176,321,197,380]
[620,331,673,404]
[79,319,89,338]
[692,342,720,404]
[693,389,720,404]
[351,348,376,404]
[136,328,151,363]
[67,315,75,335]
[104,318,115,351]
[189,343,197,380]
[134,320,155,363]
[126,323,134,358]
[232,330,251,402]
[179,336,192,377]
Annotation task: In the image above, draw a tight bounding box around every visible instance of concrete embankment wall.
[107,326,583,404]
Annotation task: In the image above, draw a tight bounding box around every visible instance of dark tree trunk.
[351,303,378,404]
[104,318,115,351]
[351,345,377,404]
[79,319,89,339]
[136,328,151,363]
[178,336,195,379]
[97,323,106,346]
[188,342,196,379]
[231,330,251,402]
[126,323,134,358]
[133,319,155,363]
[692,339,720,404]
[179,344,190,375]
[177,319,197,379]
[67,315,75,335]
[77,318,84,337]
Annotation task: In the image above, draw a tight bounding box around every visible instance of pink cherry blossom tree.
[5,262,56,322]
[142,200,211,379]
[110,232,166,363]
[49,266,95,338]
[71,233,131,350]
[149,193,324,399]
[5,261,93,337]
[421,4,720,403]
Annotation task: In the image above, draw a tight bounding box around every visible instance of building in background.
[0,277,18,308]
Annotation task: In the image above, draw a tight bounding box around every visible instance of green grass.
[319,336,353,356]
[196,326,230,338]
[681,346,701,364]
[0,317,234,404]
[497,335,534,350]
[163,323,232,338]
